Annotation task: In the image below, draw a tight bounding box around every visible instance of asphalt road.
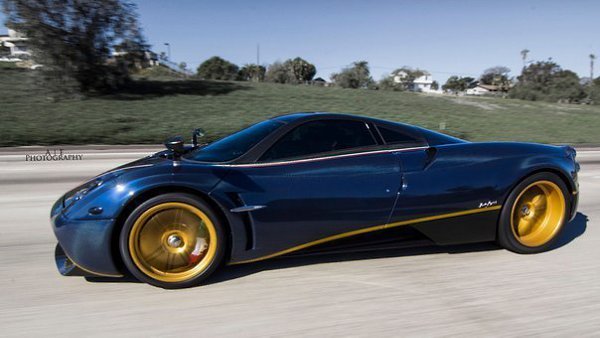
[1,147,599,337]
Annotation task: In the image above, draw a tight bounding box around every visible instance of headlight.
[63,179,103,208]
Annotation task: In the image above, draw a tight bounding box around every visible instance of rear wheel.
[498,172,569,253]
[119,193,225,288]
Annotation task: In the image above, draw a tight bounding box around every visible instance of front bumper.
[569,190,579,222]
[52,211,123,277]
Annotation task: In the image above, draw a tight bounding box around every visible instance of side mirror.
[164,136,185,159]
[192,128,205,147]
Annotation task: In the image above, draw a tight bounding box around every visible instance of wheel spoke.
[165,252,174,271]
[144,246,165,264]
[179,211,201,238]
[532,194,546,209]
[178,252,190,265]
[517,218,534,236]
[174,208,183,226]
[152,210,168,228]
[141,217,166,242]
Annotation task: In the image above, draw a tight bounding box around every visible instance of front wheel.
[497,172,570,254]
[119,193,225,288]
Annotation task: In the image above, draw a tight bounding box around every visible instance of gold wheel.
[510,180,566,247]
[128,202,218,283]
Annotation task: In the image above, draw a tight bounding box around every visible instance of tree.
[480,66,511,91]
[442,76,476,93]
[509,61,585,102]
[238,64,266,82]
[378,76,398,91]
[289,57,316,83]
[265,61,294,83]
[550,70,585,102]
[196,56,239,80]
[431,80,439,90]
[330,61,374,89]
[591,76,600,104]
[264,57,316,84]
[3,0,147,93]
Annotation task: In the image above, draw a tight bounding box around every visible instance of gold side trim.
[229,205,502,265]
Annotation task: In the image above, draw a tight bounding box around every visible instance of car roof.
[271,112,381,124]
[270,112,418,129]
[268,112,465,146]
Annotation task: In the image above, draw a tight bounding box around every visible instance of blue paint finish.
[51,155,230,276]
[50,113,580,276]
[214,151,403,261]
[52,213,118,275]
[391,142,578,224]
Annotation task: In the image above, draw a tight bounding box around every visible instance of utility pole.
[520,49,529,70]
[256,43,260,65]
[590,54,596,101]
[164,42,171,61]
[591,54,596,82]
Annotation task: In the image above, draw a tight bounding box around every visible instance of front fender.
[52,161,231,276]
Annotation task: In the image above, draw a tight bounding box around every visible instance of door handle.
[400,175,408,191]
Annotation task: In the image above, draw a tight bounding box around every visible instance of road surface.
[1,146,599,337]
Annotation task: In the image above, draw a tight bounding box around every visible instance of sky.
[1,0,599,83]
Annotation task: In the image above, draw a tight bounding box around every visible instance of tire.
[119,193,226,288]
[497,172,570,254]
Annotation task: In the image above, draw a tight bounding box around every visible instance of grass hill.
[1,67,600,147]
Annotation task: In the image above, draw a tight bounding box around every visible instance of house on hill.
[111,44,159,69]
[0,29,30,61]
[466,84,501,95]
[312,77,327,86]
[392,69,440,93]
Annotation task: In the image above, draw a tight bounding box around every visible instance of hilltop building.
[392,69,441,93]
[465,84,502,96]
[0,29,30,61]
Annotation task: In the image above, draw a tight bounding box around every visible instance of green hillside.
[1,67,600,147]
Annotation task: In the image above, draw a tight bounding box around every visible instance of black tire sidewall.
[498,172,570,254]
[119,193,226,289]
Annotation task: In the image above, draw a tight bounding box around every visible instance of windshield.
[184,119,284,162]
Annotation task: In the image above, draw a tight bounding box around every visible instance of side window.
[377,125,425,147]
[260,120,377,161]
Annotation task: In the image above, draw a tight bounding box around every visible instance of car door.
[222,119,403,258]
[381,124,501,244]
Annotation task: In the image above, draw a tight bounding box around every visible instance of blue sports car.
[51,112,580,288]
